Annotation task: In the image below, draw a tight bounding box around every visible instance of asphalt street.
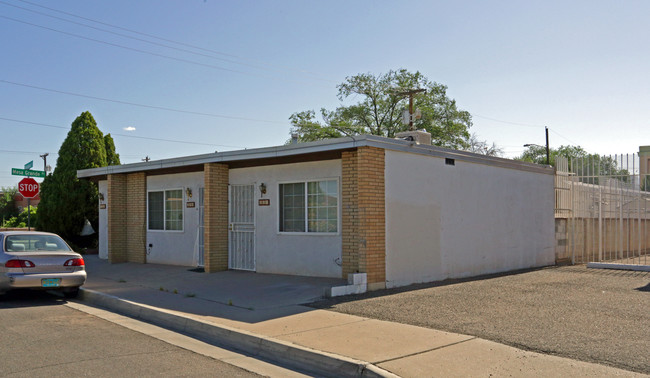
[0,291,260,378]
[312,265,650,374]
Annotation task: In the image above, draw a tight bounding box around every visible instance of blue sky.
[1,0,649,188]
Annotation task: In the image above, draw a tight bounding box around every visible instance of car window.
[5,235,71,252]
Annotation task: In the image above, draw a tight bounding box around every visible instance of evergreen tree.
[38,111,114,243]
[104,133,121,166]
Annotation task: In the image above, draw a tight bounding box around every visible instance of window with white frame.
[148,189,183,231]
[279,179,338,233]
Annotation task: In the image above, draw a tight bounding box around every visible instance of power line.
[472,114,545,128]
[0,14,332,89]
[0,1,336,84]
[548,128,581,146]
[0,148,57,155]
[0,79,285,124]
[0,116,247,149]
[0,15,269,81]
[15,0,334,82]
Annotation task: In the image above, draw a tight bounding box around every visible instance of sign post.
[18,177,39,231]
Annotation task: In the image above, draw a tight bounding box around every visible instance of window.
[5,235,70,252]
[279,179,338,233]
[148,189,183,231]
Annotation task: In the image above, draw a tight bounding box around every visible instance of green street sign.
[24,160,33,170]
[11,168,46,178]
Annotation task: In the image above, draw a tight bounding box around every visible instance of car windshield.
[4,235,71,252]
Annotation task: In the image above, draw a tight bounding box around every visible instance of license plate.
[41,278,61,287]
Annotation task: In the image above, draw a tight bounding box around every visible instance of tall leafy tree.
[38,111,117,244]
[290,69,473,149]
[104,133,121,166]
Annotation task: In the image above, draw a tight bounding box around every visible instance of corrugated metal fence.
[555,154,649,269]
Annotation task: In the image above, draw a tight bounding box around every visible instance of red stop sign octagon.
[18,177,40,199]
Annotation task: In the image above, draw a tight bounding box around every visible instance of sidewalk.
[75,256,643,377]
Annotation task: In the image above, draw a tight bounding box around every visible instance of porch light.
[259,183,267,195]
[186,188,192,198]
[99,192,105,201]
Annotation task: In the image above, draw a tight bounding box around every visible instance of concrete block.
[328,283,367,297]
[347,273,367,285]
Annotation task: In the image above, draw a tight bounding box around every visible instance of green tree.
[0,186,19,223]
[518,145,629,184]
[518,145,588,167]
[38,111,116,244]
[104,133,121,166]
[290,69,473,149]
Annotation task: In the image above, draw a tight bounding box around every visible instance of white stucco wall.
[385,150,555,288]
[229,160,342,278]
[146,171,204,266]
[98,180,108,260]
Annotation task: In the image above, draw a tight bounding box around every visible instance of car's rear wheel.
[63,288,80,299]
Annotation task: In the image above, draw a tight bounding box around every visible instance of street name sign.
[24,160,33,170]
[11,168,46,178]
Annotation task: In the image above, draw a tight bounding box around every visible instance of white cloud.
[123,126,136,131]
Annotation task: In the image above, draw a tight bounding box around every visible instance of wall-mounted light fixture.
[259,183,267,196]
[99,192,105,201]
[186,187,192,198]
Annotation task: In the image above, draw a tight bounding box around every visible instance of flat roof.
[77,134,553,179]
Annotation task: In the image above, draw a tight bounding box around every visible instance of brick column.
[107,174,127,263]
[342,146,386,290]
[204,163,229,272]
[126,172,146,263]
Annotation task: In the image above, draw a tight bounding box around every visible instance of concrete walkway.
[74,256,644,377]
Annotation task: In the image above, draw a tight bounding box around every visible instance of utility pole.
[523,126,551,166]
[40,153,48,172]
[394,89,426,131]
[545,126,550,166]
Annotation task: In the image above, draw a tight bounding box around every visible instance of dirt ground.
[310,265,650,374]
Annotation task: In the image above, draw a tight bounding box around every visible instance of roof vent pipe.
[291,133,299,144]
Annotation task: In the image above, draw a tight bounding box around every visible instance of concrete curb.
[79,288,399,378]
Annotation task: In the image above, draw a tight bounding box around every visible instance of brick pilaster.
[126,172,146,263]
[107,174,127,263]
[342,147,386,289]
[204,163,229,272]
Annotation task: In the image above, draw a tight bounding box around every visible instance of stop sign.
[18,177,40,199]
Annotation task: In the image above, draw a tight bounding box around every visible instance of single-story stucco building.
[77,133,555,290]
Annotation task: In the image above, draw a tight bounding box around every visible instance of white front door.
[228,184,256,271]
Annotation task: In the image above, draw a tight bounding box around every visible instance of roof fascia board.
[77,136,369,178]
[368,136,554,175]
[78,134,553,178]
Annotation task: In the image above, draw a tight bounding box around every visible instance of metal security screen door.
[229,184,256,271]
[198,187,205,267]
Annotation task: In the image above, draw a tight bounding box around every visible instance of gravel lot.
[311,265,650,374]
